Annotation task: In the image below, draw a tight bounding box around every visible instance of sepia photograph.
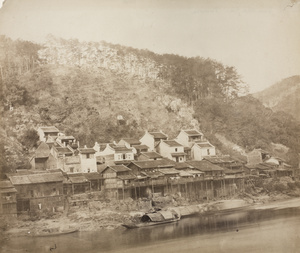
[0,0,300,252]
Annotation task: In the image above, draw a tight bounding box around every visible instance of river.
[1,199,300,253]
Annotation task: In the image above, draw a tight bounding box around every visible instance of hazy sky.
[0,0,299,92]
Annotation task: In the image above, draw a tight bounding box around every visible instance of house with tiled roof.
[100,165,136,199]
[191,141,216,160]
[30,142,51,170]
[139,130,168,151]
[175,129,204,148]
[78,146,97,173]
[127,158,175,175]
[37,126,60,142]
[157,140,186,163]
[137,151,163,161]
[100,143,135,164]
[8,172,64,213]
[118,138,141,148]
[0,180,17,216]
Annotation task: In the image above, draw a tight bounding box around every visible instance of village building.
[37,126,60,142]
[118,138,141,148]
[139,130,168,151]
[0,180,17,216]
[175,129,205,148]
[131,144,149,157]
[99,144,135,165]
[8,172,64,214]
[156,140,186,162]
[30,142,51,170]
[56,135,78,149]
[137,151,163,161]
[191,141,216,160]
[78,147,97,173]
[247,148,270,165]
[100,165,136,199]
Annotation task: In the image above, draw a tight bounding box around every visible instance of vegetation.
[0,35,299,170]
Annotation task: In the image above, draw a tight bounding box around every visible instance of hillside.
[253,76,300,121]
[1,35,300,174]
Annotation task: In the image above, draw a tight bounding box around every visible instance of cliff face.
[38,36,161,81]
[253,76,300,121]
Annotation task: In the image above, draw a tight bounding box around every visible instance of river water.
[2,199,300,253]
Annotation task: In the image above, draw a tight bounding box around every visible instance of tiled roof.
[57,136,76,140]
[109,165,131,172]
[179,171,193,177]
[186,160,224,172]
[139,151,163,159]
[118,174,136,180]
[56,147,74,155]
[9,172,64,185]
[141,171,164,179]
[203,156,236,164]
[171,152,186,157]
[0,180,17,192]
[183,129,203,136]
[157,168,180,175]
[194,141,214,148]
[129,159,175,169]
[84,172,103,180]
[121,138,141,145]
[162,140,182,147]
[113,146,132,153]
[149,131,168,139]
[39,126,59,133]
[132,144,149,150]
[175,162,193,170]
[67,173,89,183]
[78,148,96,154]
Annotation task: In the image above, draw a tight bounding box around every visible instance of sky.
[0,0,299,93]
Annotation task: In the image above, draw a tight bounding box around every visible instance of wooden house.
[137,151,163,161]
[9,172,64,214]
[0,180,17,216]
[30,142,51,170]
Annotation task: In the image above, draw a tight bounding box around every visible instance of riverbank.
[1,176,300,241]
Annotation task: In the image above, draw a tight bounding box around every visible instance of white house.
[78,147,97,173]
[118,138,141,148]
[139,130,168,151]
[101,144,134,163]
[191,141,216,160]
[37,126,60,142]
[175,129,204,148]
[157,140,186,163]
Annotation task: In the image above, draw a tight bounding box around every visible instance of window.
[86,154,90,159]
[123,154,126,160]
[70,167,74,173]
[30,190,34,198]
[88,168,90,173]
[207,149,210,155]
[175,148,178,152]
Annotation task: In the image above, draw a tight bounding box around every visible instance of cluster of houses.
[0,126,294,216]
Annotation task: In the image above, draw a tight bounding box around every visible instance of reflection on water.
[1,202,300,253]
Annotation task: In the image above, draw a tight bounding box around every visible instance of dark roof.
[194,141,214,148]
[141,171,164,179]
[55,147,73,155]
[203,156,242,165]
[113,146,132,153]
[57,135,76,141]
[171,152,186,157]
[175,162,193,170]
[121,138,141,145]
[139,151,163,159]
[9,172,64,185]
[108,165,131,172]
[118,174,136,180]
[162,140,182,147]
[132,144,149,150]
[157,168,180,175]
[149,131,168,139]
[78,148,96,154]
[183,129,203,136]
[224,169,244,174]
[84,172,103,180]
[129,159,175,169]
[0,180,17,192]
[39,126,59,133]
[67,173,89,183]
[186,160,224,172]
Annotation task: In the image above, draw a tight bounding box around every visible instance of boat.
[29,228,79,237]
[122,210,180,229]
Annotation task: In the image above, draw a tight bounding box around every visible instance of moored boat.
[122,210,180,229]
[29,228,79,237]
